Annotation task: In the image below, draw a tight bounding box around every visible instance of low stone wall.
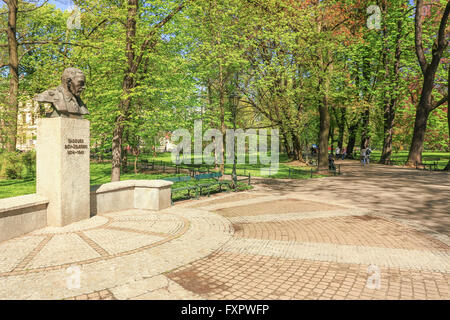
[90,180,173,216]
[0,180,172,242]
[0,194,49,242]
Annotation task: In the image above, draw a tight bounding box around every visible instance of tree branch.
[429,0,450,71]
[415,0,428,74]
[431,95,448,111]
[0,40,100,49]
[86,18,108,38]
[17,0,49,13]
[132,0,189,74]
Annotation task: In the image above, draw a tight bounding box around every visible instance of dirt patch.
[285,160,312,167]
[215,199,346,217]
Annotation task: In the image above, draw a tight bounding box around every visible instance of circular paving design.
[0,210,191,277]
[0,205,234,299]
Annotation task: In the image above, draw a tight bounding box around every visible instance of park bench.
[163,171,251,203]
[194,172,233,197]
[195,171,252,196]
[140,159,149,170]
[416,156,440,171]
[163,175,199,204]
[385,157,403,166]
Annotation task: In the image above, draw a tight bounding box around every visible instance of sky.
[47,0,73,11]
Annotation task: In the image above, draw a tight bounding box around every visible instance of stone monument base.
[36,117,90,227]
[90,180,173,216]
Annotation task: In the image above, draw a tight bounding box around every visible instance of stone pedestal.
[37,117,90,227]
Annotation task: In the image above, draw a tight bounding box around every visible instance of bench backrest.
[163,175,191,182]
[194,172,222,180]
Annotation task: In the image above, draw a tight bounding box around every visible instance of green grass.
[138,152,322,179]
[0,178,36,199]
[0,162,256,200]
[3,150,446,200]
[0,151,348,200]
[369,151,449,170]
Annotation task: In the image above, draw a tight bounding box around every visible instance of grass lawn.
[7,150,447,200]
[139,152,321,178]
[0,162,255,200]
[0,152,319,200]
[369,151,449,170]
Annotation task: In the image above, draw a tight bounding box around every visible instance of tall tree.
[407,0,449,166]
[3,0,19,151]
[1,0,69,151]
[110,0,188,181]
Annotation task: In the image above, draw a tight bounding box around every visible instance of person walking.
[328,153,336,170]
[335,146,340,158]
[360,148,367,166]
[366,146,372,165]
[341,147,347,160]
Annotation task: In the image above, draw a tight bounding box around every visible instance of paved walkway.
[0,161,448,300]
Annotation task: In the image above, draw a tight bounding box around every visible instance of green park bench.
[416,156,441,171]
[140,159,149,169]
[163,171,251,203]
[386,157,403,166]
[163,175,199,204]
[194,172,233,197]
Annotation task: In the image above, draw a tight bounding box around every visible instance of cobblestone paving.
[0,163,448,300]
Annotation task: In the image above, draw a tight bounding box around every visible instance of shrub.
[0,150,35,179]
[0,152,22,179]
[21,150,36,178]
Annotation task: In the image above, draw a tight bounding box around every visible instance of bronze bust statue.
[34,67,88,118]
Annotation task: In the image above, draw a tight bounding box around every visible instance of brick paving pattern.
[0,162,448,300]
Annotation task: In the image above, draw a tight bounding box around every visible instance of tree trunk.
[407,102,431,165]
[381,17,403,164]
[329,120,334,155]
[407,67,437,165]
[346,122,358,158]
[380,101,395,164]
[290,129,301,161]
[280,128,292,158]
[111,114,125,181]
[336,108,346,150]
[445,101,449,171]
[318,96,330,170]
[360,107,370,149]
[407,0,450,166]
[218,63,226,175]
[111,0,138,181]
[122,147,128,172]
[5,0,19,152]
[445,68,450,171]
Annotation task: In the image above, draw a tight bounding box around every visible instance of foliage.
[0,0,448,179]
[0,150,35,179]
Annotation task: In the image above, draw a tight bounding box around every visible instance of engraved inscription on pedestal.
[65,139,89,155]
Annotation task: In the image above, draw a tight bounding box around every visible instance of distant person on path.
[366,147,372,165]
[342,147,347,160]
[335,146,340,158]
[360,148,367,166]
[329,153,336,170]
